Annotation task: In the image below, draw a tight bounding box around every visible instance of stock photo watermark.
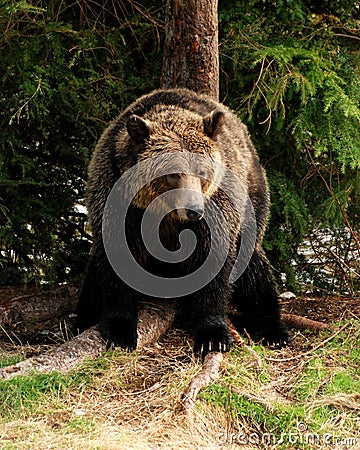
[217,422,358,447]
[102,152,257,297]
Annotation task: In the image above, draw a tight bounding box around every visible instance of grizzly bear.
[76,88,289,356]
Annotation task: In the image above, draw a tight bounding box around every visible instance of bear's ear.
[203,109,225,140]
[126,115,152,143]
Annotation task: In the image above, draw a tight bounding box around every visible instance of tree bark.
[0,299,178,380]
[182,352,223,418]
[161,0,219,100]
[281,313,334,332]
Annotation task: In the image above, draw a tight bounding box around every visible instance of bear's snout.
[174,203,204,221]
[171,174,204,221]
[175,199,204,221]
[184,204,204,221]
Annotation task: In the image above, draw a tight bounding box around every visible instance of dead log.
[281,313,334,331]
[0,299,177,380]
[0,325,103,379]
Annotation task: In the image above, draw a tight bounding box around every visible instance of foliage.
[219,0,360,292]
[0,0,164,284]
[0,0,359,292]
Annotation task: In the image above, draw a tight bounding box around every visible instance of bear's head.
[126,105,225,222]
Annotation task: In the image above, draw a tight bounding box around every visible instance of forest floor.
[0,287,359,449]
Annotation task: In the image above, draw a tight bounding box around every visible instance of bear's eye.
[168,173,181,180]
[199,170,206,178]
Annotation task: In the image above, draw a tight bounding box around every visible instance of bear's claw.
[105,335,137,352]
[247,321,290,349]
[100,316,138,352]
[194,324,234,357]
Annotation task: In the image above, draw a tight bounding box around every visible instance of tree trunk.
[161,0,219,100]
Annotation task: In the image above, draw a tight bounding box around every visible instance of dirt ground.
[1,284,359,315]
[0,283,359,352]
[281,294,360,324]
[0,284,359,335]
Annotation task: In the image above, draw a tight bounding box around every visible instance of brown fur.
[76,88,289,355]
[86,91,256,245]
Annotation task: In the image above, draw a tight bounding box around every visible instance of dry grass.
[1,314,360,449]
[1,331,230,449]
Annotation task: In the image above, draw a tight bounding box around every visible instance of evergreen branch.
[306,147,360,253]
[9,78,42,125]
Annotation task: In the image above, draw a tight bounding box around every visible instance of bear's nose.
[185,205,204,221]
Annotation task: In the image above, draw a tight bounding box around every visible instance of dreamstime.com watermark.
[102,152,257,297]
[216,423,358,447]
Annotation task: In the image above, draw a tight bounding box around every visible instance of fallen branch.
[228,385,275,412]
[281,313,334,332]
[0,300,177,380]
[0,325,103,379]
[182,351,223,419]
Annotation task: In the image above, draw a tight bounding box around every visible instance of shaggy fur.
[76,88,289,356]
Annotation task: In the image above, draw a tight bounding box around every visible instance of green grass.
[0,348,148,422]
[0,372,79,419]
[0,321,359,449]
[65,417,97,433]
[198,321,360,449]
[0,353,25,368]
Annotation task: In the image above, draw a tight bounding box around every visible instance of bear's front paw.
[194,323,234,358]
[100,316,138,352]
[248,320,290,349]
